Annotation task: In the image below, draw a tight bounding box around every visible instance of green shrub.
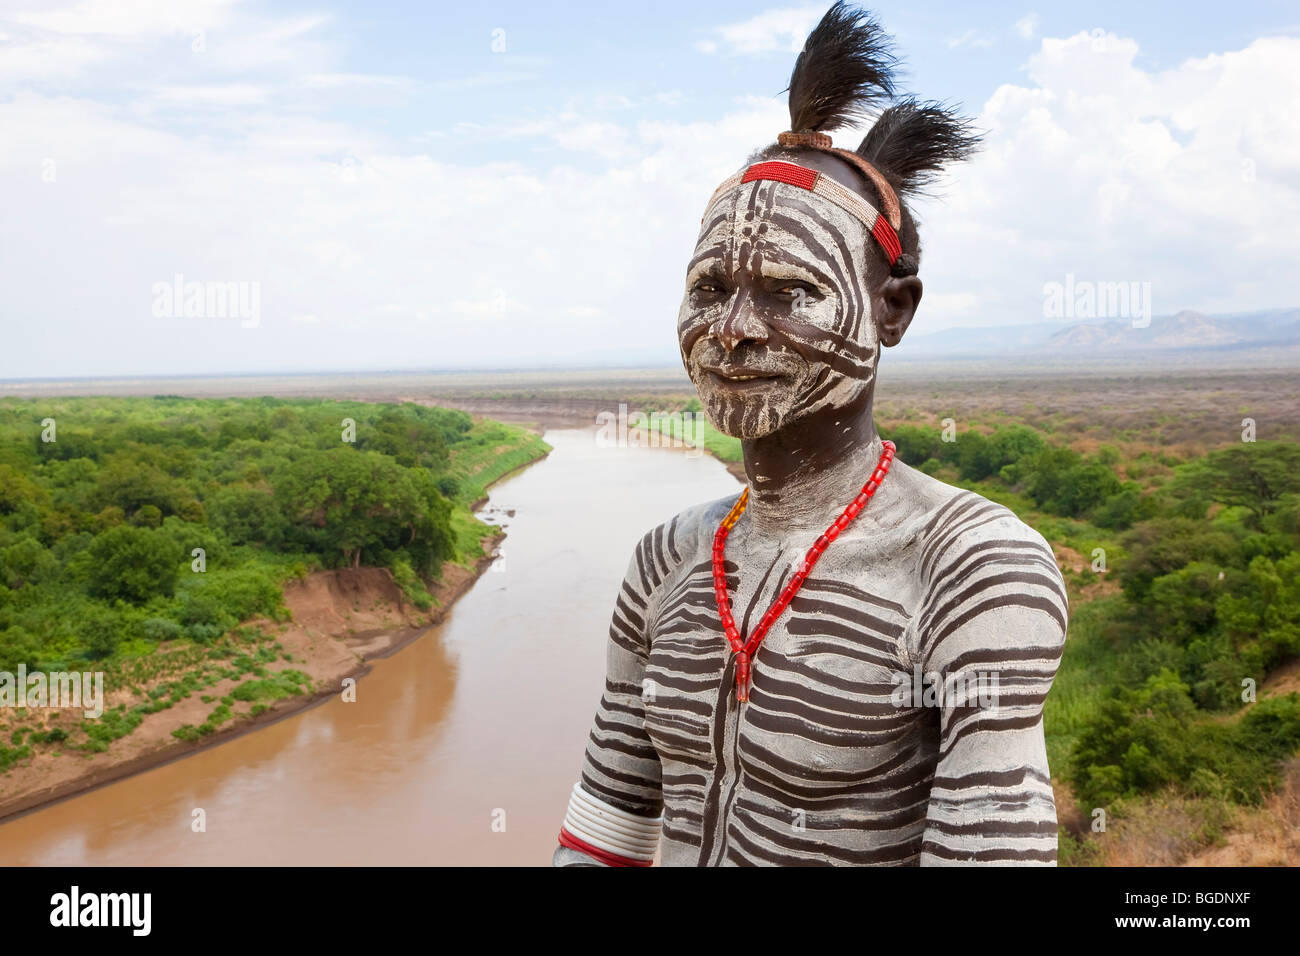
[141,617,183,642]
[0,744,32,772]
[80,706,143,752]
[79,525,179,604]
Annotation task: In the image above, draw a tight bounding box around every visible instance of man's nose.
[710,293,770,351]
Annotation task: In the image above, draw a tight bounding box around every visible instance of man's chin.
[700,392,795,441]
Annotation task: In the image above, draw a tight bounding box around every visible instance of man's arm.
[553,532,667,866]
[914,510,1068,866]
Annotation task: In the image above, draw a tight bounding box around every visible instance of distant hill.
[902,308,1300,363]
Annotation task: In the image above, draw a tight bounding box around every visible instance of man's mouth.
[703,366,783,389]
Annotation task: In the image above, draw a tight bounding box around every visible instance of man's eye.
[693,280,723,295]
[775,285,814,301]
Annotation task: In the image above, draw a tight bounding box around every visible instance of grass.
[442,419,548,566]
[1065,792,1236,866]
[446,420,551,504]
[1044,597,1124,774]
[634,409,742,462]
[449,507,493,564]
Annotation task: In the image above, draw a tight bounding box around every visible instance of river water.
[0,428,739,866]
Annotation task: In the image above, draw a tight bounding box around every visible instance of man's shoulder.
[897,467,1059,587]
[664,491,743,546]
[625,490,743,576]
[900,471,1067,668]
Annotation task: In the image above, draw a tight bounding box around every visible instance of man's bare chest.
[641,543,935,782]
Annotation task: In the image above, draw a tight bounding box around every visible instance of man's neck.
[739,394,883,539]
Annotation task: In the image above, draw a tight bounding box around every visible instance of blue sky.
[3,0,1298,377]
[377,0,1298,149]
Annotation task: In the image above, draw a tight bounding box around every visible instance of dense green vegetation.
[0,397,549,765]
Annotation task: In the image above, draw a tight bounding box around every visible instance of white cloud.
[551,121,633,159]
[921,292,980,316]
[697,6,822,56]
[1015,13,1039,41]
[298,72,412,90]
[948,29,995,50]
[0,1,338,85]
[146,83,268,106]
[1,12,1297,378]
[8,0,238,37]
[0,29,107,79]
[914,30,1300,328]
[0,86,787,376]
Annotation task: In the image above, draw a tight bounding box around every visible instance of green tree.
[1119,517,1241,602]
[208,486,286,547]
[1170,442,1300,528]
[80,525,180,604]
[274,449,452,571]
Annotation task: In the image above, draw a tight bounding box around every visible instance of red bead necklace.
[712,440,896,703]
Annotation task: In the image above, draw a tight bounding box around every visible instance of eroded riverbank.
[0,541,501,824]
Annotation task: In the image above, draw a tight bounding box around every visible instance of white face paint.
[678,158,884,441]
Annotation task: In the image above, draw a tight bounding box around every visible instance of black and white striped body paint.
[555,155,1068,866]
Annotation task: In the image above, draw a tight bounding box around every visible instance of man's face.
[677,152,885,441]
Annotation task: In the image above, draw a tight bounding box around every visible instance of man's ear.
[874,275,922,348]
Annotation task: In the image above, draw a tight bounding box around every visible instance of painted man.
[554,3,1067,866]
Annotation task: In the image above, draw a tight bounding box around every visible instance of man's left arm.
[915,519,1068,865]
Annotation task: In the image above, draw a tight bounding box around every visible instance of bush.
[1071,673,1300,807]
[1092,486,1157,530]
[436,475,460,499]
[390,557,433,611]
[207,486,286,547]
[81,706,142,751]
[230,670,311,702]
[81,604,129,659]
[0,625,42,672]
[131,504,163,528]
[1240,693,1300,754]
[81,525,180,604]
[185,623,225,642]
[0,744,31,771]
[141,617,183,642]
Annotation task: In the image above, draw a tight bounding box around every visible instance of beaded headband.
[702,129,913,276]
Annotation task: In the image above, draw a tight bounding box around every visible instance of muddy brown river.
[0,428,740,865]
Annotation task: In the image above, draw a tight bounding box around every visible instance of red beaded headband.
[702,159,903,267]
[776,129,903,231]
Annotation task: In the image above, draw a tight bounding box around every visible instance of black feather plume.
[786,2,897,133]
[856,97,983,194]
